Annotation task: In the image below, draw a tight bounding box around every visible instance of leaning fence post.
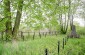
[58,41,60,55]
[45,48,48,55]
[63,38,64,49]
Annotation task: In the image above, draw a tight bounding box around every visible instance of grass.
[63,35,85,55]
[0,34,85,55]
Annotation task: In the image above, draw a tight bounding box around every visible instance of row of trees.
[0,0,82,40]
[23,0,80,33]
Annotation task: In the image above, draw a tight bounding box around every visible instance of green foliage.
[55,5,69,14]
[50,18,58,26]
[34,23,42,30]
[0,18,8,31]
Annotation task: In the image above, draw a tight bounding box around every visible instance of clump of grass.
[77,27,85,35]
[0,43,4,55]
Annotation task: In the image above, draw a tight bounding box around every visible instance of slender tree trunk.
[13,0,23,38]
[68,0,73,30]
[4,0,12,40]
[70,14,74,29]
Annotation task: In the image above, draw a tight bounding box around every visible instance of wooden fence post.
[39,32,41,39]
[49,31,50,35]
[45,48,48,55]
[63,38,64,49]
[65,37,67,45]
[21,31,24,40]
[33,32,35,40]
[58,41,60,55]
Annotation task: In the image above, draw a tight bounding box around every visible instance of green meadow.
[0,34,85,55]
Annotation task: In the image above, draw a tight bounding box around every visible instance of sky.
[74,18,85,27]
[81,0,85,2]
[73,0,85,27]
[0,0,1,2]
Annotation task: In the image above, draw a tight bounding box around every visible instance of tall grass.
[0,43,4,55]
[0,35,85,55]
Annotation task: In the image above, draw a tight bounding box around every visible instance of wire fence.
[44,37,69,55]
[0,31,58,40]
[0,31,72,55]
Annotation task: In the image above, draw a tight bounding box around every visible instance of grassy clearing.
[64,35,85,55]
[0,35,85,55]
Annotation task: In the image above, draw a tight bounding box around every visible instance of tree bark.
[4,0,12,40]
[68,0,73,30]
[13,0,23,38]
[70,12,74,30]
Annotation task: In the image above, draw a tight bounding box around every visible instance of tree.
[57,0,69,34]
[59,0,80,34]
[69,0,81,30]
[12,0,23,38]
[3,0,12,40]
[3,0,23,40]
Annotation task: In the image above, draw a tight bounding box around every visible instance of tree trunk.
[59,0,69,34]
[68,0,73,30]
[13,0,23,38]
[70,13,74,30]
[4,0,12,40]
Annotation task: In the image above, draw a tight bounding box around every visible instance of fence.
[44,37,69,55]
[19,31,57,40]
[0,31,70,55]
[0,31,58,40]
